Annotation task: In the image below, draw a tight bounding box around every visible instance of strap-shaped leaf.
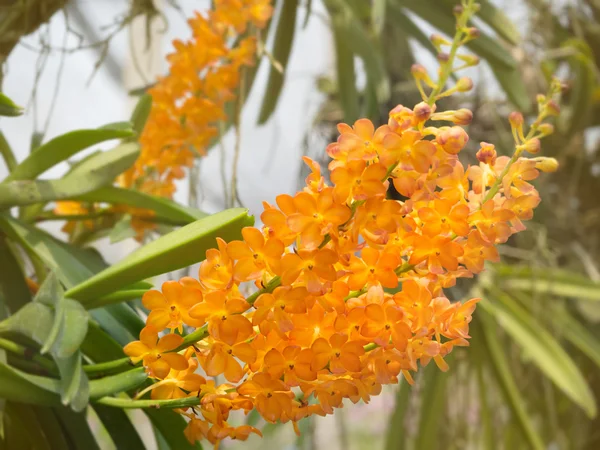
[32,406,71,449]
[146,408,204,450]
[552,307,600,369]
[384,381,411,450]
[130,93,153,135]
[72,186,206,225]
[482,291,597,418]
[54,406,101,450]
[0,142,140,209]
[0,362,60,406]
[65,208,254,303]
[475,314,545,450]
[6,123,134,181]
[257,0,298,124]
[93,404,146,450]
[0,237,31,313]
[415,366,448,450]
[0,93,23,117]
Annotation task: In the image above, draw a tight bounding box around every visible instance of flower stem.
[95,394,204,409]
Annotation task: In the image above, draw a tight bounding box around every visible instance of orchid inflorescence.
[121,0,560,448]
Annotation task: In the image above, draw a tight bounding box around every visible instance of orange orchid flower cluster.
[121,2,560,447]
[123,92,560,449]
[55,0,273,238]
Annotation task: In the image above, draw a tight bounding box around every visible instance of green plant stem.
[0,337,57,373]
[95,394,203,409]
[84,357,133,375]
[426,0,476,106]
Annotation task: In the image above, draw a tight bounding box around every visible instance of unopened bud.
[436,126,469,155]
[456,77,474,92]
[431,109,473,125]
[537,123,554,137]
[413,102,433,122]
[431,34,451,49]
[545,100,560,116]
[476,142,497,165]
[534,157,559,172]
[523,138,541,154]
[536,94,547,105]
[465,27,480,39]
[437,52,450,63]
[457,54,480,67]
[508,112,524,129]
[453,5,464,16]
[411,64,429,80]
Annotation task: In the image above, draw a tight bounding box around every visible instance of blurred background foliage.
[1,0,600,449]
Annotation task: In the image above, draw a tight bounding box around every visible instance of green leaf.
[257,0,298,124]
[32,406,71,450]
[34,271,62,306]
[0,131,18,172]
[0,142,140,209]
[0,362,61,406]
[93,405,146,450]
[551,307,600,370]
[81,321,127,363]
[146,408,203,450]
[481,291,597,417]
[66,208,254,304]
[385,381,411,450]
[562,39,595,137]
[494,265,600,301]
[54,406,101,450]
[330,9,360,123]
[475,314,545,450]
[491,64,531,112]
[89,368,147,399]
[130,93,153,135]
[3,403,51,450]
[6,123,134,181]
[386,4,438,58]
[372,0,386,36]
[0,93,23,117]
[72,186,206,225]
[0,237,31,313]
[415,367,448,450]
[109,214,137,243]
[55,352,89,412]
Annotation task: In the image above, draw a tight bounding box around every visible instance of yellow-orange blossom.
[122,1,561,448]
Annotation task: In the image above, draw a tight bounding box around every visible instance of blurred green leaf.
[258,0,298,124]
[385,382,411,450]
[476,314,545,450]
[146,408,203,450]
[73,186,206,225]
[109,214,137,243]
[3,403,50,450]
[0,142,139,209]
[66,208,254,303]
[562,39,595,136]
[0,361,60,405]
[130,93,153,135]
[93,404,146,450]
[54,406,101,450]
[372,0,386,36]
[482,291,597,417]
[0,237,31,313]
[0,132,17,173]
[495,265,600,301]
[5,123,134,181]
[552,307,600,370]
[416,367,448,450]
[387,4,438,58]
[329,9,360,123]
[491,64,531,112]
[32,407,71,450]
[0,93,23,117]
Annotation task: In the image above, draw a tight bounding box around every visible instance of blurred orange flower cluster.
[55,0,273,238]
[124,94,559,448]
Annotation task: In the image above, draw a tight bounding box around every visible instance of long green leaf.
[476,314,545,450]
[481,292,597,417]
[130,94,153,135]
[6,123,134,181]
[552,307,600,370]
[65,208,254,303]
[0,362,61,406]
[3,403,50,450]
[0,93,23,117]
[93,404,146,450]
[257,0,298,124]
[72,186,206,224]
[387,4,438,57]
[0,237,31,313]
[32,406,71,450]
[54,406,101,450]
[495,265,600,301]
[146,408,203,450]
[330,9,360,123]
[385,382,411,450]
[415,366,448,450]
[0,142,139,209]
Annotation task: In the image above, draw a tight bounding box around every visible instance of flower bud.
[456,77,474,92]
[508,112,524,129]
[413,102,433,122]
[476,142,497,165]
[411,64,429,80]
[537,123,554,137]
[430,109,473,125]
[465,27,480,39]
[453,5,464,16]
[523,138,541,154]
[437,52,450,63]
[457,54,480,67]
[431,34,451,49]
[534,157,559,172]
[436,126,469,155]
[545,100,560,116]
